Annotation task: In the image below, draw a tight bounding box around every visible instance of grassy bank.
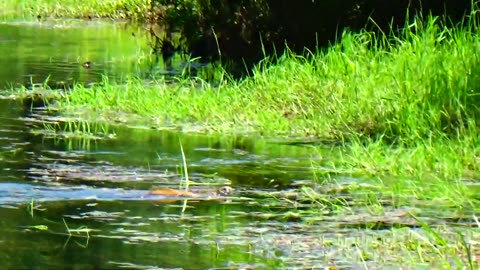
[61,16,480,139]
[8,13,473,187]
[58,18,476,146]
[1,0,147,20]
[46,14,480,202]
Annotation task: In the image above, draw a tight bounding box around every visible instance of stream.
[1,19,473,270]
[0,19,330,269]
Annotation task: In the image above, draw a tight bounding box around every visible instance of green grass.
[50,13,480,204]
[1,0,148,20]
[60,15,480,140]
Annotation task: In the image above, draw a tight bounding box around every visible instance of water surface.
[0,19,152,89]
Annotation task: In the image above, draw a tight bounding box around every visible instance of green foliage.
[311,16,480,143]
[149,0,471,71]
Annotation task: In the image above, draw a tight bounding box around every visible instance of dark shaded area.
[149,0,472,73]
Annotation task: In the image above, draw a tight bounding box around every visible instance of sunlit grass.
[333,224,479,269]
[1,0,148,20]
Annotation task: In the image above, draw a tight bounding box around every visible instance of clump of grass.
[246,14,480,145]
[338,135,480,180]
[305,129,479,212]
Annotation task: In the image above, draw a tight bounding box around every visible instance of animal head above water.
[215,186,233,196]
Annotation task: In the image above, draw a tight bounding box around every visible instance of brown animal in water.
[148,186,233,198]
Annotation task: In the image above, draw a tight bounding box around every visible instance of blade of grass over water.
[179,138,190,213]
[179,138,190,192]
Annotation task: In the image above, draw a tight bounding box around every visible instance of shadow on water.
[0,20,478,269]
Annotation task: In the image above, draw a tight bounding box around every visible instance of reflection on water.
[0,20,151,89]
[0,20,317,268]
[0,91,317,269]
